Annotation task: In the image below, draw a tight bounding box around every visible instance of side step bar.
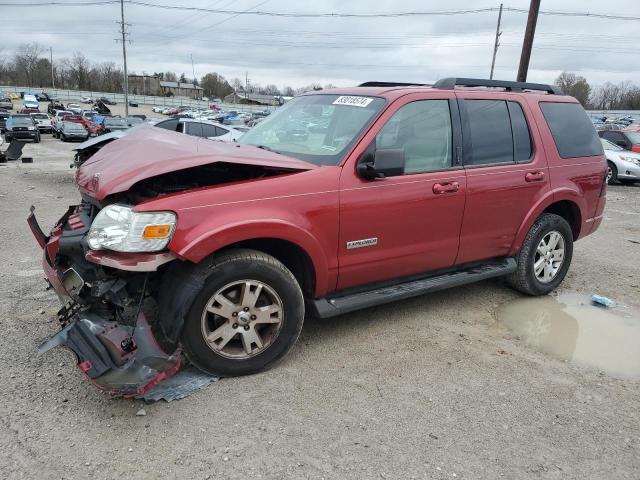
[312,257,517,319]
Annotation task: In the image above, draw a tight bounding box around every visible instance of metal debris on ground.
[591,294,614,308]
[135,366,220,402]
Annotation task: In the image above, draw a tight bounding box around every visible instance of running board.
[312,257,517,318]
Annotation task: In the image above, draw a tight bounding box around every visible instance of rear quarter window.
[539,102,603,158]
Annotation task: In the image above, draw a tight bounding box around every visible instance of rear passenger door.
[455,93,550,264]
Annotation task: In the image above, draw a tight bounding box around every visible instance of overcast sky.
[2,0,639,89]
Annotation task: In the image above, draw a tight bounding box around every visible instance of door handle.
[432,182,459,194]
[525,171,545,182]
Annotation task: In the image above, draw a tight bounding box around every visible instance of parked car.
[128,100,139,107]
[125,116,144,127]
[8,92,20,100]
[51,110,73,135]
[601,138,640,184]
[36,92,53,102]
[97,96,116,105]
[152,106,165,113]
[28,78,607,396]
[47,100,65,115]
[598,129,640,153]
[154,117,244,142]
[0,96,13,110]
[22,94,39,110]
[596,123,624,131]
[59,121,89,142]
[66,103,83,114]
[5,114,40,142]
[0,111,9,133]
[30,113,53,133]
[19,107,40,114]
[100,116,129,134]
[81,96,94,104]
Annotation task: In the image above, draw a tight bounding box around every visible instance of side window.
[539,102,602,158]
[155,118,178,131]
[215,126,229,137]
[507,101,532,162]
[200,124,218,137]
[464,100,513,165]
[185,122,203,137]
[375,100,452,175]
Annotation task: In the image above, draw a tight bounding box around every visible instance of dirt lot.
[1,134,639,479]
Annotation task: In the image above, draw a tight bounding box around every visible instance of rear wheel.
[180,249,305,376]
[606,161,618,185]
[507,213,573,296]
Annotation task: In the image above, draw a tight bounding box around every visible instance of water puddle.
[496,293,640,379]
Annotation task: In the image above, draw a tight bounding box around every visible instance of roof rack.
[433,77,562,95]
[358,81,430,87]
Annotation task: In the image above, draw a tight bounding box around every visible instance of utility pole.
[190,53,196,85]
[118,0,130,117]
[50,47,55,89]
[516,0,541,82]
[489,3,503,80]
[245,71,249,99]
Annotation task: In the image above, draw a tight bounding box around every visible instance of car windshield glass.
[238,94,385,165]
[32,114,48,119]
[127,117,143,124]
[64,122,84,129]
[105,118,127,126]
[11,116,32,126]
[625,132,640,143]
[601,138,623,151]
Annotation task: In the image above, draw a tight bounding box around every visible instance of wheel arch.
[508,190,584,256]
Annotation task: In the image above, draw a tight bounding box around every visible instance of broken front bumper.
[28,206,180,397]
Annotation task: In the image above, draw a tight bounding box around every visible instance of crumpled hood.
[76,125,316,201]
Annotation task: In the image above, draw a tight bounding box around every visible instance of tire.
[34,133,40,143]
[507,213,573,296]
[4,135,10,142]
[179,249,305,376]
[61,134,66,142]
[606,161,618,185]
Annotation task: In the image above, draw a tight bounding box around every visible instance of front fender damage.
[38,311,181,397]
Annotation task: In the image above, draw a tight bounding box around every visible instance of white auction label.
[332,96,374,107]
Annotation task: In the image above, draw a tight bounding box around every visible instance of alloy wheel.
[533,230,566,284]
[201,280,284,359]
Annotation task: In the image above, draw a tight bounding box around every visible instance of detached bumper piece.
[38,311,181,398]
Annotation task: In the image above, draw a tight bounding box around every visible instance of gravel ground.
[1,134,639,479]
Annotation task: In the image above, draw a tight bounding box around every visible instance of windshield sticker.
[333,96,374,108]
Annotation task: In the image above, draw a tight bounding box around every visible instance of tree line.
[554,72,640,110]
[0,43,337,100]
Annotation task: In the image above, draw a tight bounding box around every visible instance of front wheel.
[507,213,573,296]
[180,249,305,376]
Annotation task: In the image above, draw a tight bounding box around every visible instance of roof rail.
[358,81,430,87]
[433,77,562,95]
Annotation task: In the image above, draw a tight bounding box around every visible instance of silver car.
[601,138,640,184]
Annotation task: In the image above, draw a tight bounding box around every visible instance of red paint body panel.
[75,126,316,200]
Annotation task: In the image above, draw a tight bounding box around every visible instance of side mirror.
[357,148,405,180]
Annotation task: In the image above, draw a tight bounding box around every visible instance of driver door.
[337,94,467,290]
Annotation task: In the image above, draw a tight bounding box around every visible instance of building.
[223,92,280,106]
[128,74,161,96]
[159,81,204,99]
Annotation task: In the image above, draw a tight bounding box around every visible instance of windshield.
[11,116,33,126]
[127,117,143,124]
[32,114,48,119]
[625,132,640,143]
[601,138,623,151]
[64,122,85,130]
[105,118,127,127]
[239,94,385,165]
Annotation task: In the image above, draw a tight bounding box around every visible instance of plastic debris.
[591,294,614,308]
[135,367,220,402]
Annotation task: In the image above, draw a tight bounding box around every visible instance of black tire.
[607,161,618,185]
[4,135,11,142]
[507,213,573,296]
[61,134,66,142]
[34,133,40,143]
[179,249,305,376]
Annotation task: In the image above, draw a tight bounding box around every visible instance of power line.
[3,2,640,22]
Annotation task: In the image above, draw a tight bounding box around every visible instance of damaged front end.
[28,202,180,397]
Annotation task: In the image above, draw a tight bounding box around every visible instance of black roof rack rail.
[433,77,562,95]
[358,81,430,87]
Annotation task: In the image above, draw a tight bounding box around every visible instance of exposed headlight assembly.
[87,204,176,252]
[619,155,640,165]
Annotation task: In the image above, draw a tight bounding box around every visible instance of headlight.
[27,126,35,130]
[619,155,640,165]
[87,204,176,252]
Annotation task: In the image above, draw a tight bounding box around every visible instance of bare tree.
[13,42,45,86]
[554,72,590,106]
[164,71,178,82]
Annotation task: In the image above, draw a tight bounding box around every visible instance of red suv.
[29,78,606,396]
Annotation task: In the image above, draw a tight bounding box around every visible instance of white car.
[154,117,244,142]
[81,96,93,104]
[152,106,165,113]
[52,110,73,134]
[601,138,640,184]
[30,113,53,133]
[66,103,83,114]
